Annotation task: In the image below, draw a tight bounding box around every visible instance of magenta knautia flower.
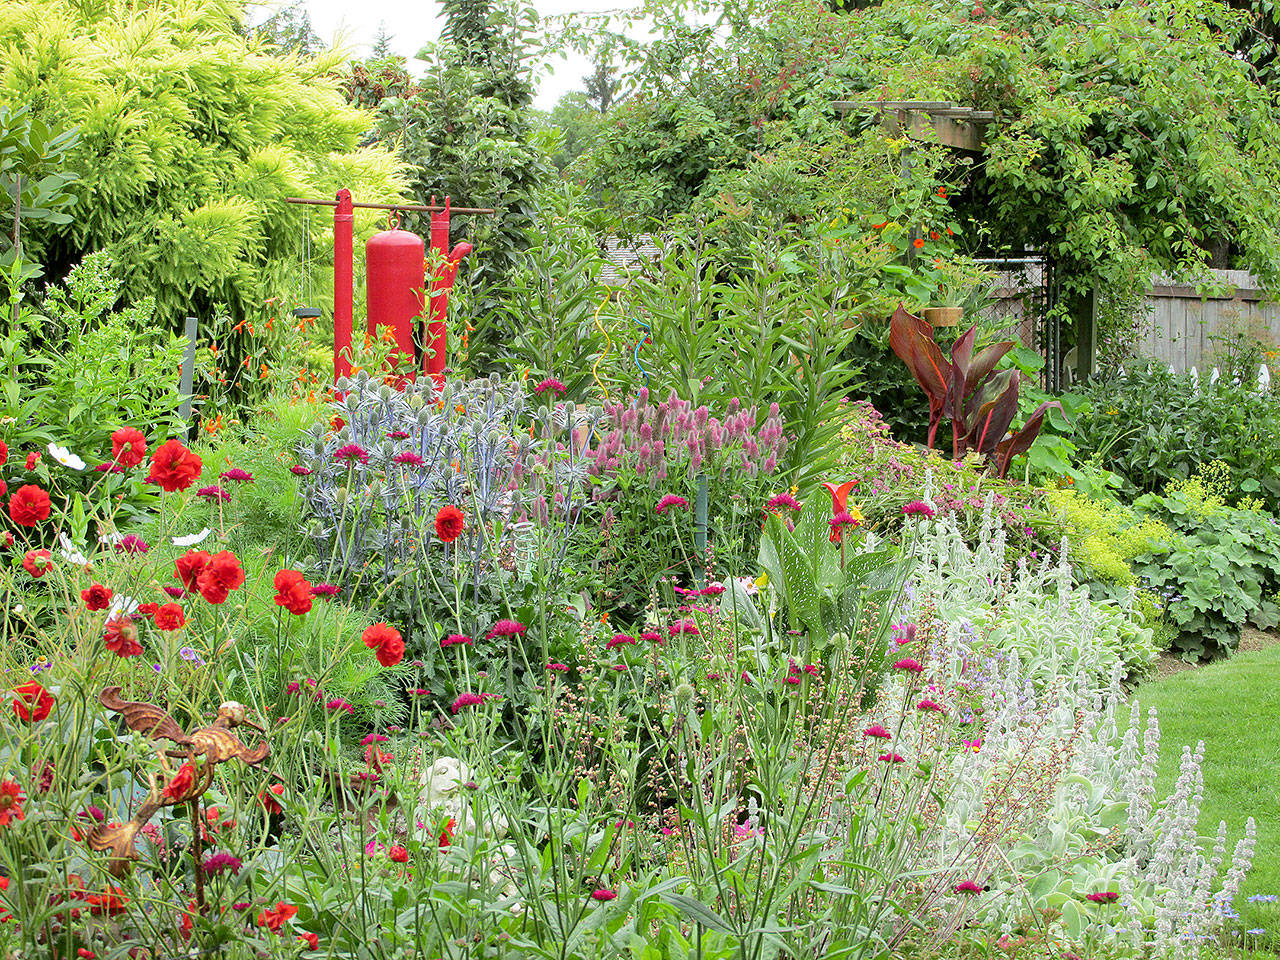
[917,699,944,712]
[285,682,301,695]
[486,619,527,639]
[451,693,485,714]
[202,852,243,876]
[360,733,389,746]
[95,462,125,473]
[611,664,627,672]
[655,494,689,515]
[325,699,354,714]
[1086,892,1120,903]
[392,451,425,466]
[442,633,473,648]
[893,622,918,645]
[290,465,313,476]
[334,444,369,464]
[163,586,185,598]
[699,584,725,597]
[386,430,410,440]
[902,500,936,518]
[639,631,664,644]
[668,619,700,637]
[547,662,570,672]
[606,634,636,650]
[863,724,891,739]
[197,485,230,502]
[893,658,924,673]
[590,889,616,902]
[783,675,802,686]
[764,492,801,513]
[220,468,254,483]
[954,880,983,894]
[114,534,150,554]
[829,510,859,535]
[534,378,566,396]
[312,583,339,598]
[878,752,906,763]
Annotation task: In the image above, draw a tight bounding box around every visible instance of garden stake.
[191,799,205,912]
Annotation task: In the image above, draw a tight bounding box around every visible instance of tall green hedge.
[0,0,407,324]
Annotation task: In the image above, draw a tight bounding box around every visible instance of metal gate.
[974,255,1065,391]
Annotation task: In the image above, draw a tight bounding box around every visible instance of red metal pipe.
[424,197,472,385]
[333,189,354,382]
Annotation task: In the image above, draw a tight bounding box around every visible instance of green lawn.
[1131,644,1280,936]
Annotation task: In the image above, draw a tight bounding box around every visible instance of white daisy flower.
[58,532,89,565]
[107,595,140,618]
[172,527,212,547]
[47,442,87,471]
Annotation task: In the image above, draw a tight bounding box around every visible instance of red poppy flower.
[103,617,143,658]
[257,901,297,932]
[8,484,51,526]
[146,439,203,493]
[161,762,197,802]
[174,550,211,592]
[111,427,147,467]
[12,681,54,723]
[22,549,52,578]
[434,505,465,543]
[259,782,285,815]
[24,452,39,471]
[196,551,245,604]
[362,622,405,667]
[330,415,345,432]
[82,584,113,611]
[86,886,128,915]
[273,569,314,615]
[297,932,319,950]
[0,780,25,827]
[153,603,186,631]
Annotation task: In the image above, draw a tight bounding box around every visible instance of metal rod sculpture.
[87,687,270,879]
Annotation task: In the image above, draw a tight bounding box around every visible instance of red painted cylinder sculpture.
[366,225,425,377]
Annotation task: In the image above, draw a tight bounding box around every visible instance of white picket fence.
[1119,361,1273,393]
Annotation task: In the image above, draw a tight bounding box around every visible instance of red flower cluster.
[259,782,285,815]
[162,762,197,802]
[146,439,202,492]
[12,681,54,723]
[174,550,245,604]
[257,901,297,932]
[104,617,143,658]
[273,569,314,616]
[111,428,147,467]
[82,584,113,611]
[434,505,464,543]
[362,623,404,667]
[154,603,186,631]
[22,549,52,578]
[9,484,51,526]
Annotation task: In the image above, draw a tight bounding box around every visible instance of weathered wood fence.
[1137,270,1279,371]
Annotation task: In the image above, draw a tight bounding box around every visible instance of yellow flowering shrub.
[1041,487,1173,588]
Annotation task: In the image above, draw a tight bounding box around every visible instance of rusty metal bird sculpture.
[86,687,272,876]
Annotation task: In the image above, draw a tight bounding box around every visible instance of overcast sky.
[255,0,640,110]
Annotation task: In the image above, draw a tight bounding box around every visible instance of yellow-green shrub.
[1041,487,1173,588]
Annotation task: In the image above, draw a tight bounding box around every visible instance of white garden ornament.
[418,756,507,839]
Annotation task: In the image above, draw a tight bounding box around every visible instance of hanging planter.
[923,306,963,327]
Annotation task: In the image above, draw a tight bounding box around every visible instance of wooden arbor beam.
[833,100,995,152]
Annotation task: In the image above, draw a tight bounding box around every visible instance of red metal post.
[333,189,354,382]
[424,197,472,386]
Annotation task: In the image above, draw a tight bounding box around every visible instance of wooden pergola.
[833,99,1098,381]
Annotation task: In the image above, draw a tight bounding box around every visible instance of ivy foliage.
[0,0,407,326]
